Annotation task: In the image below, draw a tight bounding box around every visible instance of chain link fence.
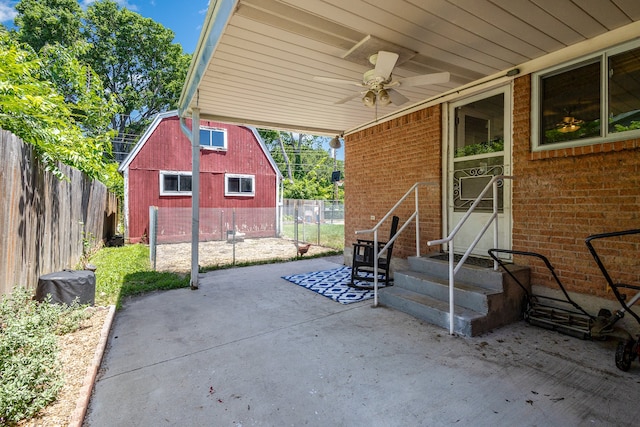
[281,199,344,249]
[147,200,344,271]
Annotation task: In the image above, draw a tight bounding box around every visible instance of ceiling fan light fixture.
[315,48,449,108]
[377,89,391,106]
[557,123,581,133]
[556,116,583,133]
[362,90,376,107]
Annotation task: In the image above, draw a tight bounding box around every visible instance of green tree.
[82,0,191,139]
[14,0,82,51]
[39,41,119,139]
[13,0,192,161]
[0,27,120,194]
[260,130,344,200]
[12,0,118,137]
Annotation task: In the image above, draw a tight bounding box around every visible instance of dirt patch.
[154,237,340,272]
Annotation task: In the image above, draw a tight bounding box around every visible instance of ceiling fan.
[556,116,584,133]
[314,51,450,107]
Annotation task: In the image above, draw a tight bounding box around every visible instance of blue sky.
[0,0,209,53]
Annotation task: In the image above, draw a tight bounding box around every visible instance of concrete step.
[379,255,531,337]
[379,287,486,337]
[394,270,502,314]
[407,255,505,291]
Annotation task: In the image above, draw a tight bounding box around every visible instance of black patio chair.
[349,215,399,289]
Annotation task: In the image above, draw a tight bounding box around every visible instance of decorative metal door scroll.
[452,157,504,212]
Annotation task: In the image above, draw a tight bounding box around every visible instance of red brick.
[347,76,640,298]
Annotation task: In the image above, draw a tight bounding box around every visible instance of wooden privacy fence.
[0,129,119,295]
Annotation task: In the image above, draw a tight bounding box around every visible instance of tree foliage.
[13,0,191,154]
[260,130,344,200]
[14,0,82,51]
[82,0,191,136]
[8,0,192,195]
[0,27,121,194]
[39,41,119,139]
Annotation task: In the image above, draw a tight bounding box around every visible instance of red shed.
[119,111,282,243]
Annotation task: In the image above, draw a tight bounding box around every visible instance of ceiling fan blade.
[399,72,450,87]
[313,76,363,86]
[386,89,410,106]
[335,92,361,104]
[374,51,399,80]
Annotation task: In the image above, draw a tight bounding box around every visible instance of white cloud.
[199,1,209,14]
[81,1,138,11]
[115,0,139,10]
[115,0,138,9]
[0,1,17,23]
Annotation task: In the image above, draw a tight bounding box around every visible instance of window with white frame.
[160,171,192,195]
[532,40,640,150]
[225,174,254,196]
[199,126,227,150]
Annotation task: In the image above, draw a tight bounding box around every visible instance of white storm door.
[447,87,512,257]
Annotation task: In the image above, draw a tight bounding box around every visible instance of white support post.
[449,243,455,335]
[373,229,379,307]
[415,187,420,257]
[149,206,158,270]
[493,180,499,270]
[190,108,200,289]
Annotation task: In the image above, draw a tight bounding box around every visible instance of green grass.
[281,222,344,250]
[89,240,344,308]
[89,244,189,309]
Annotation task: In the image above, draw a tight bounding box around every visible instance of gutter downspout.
[180,110,201,289]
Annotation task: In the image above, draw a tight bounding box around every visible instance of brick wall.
[512,75,640,297]
[345,78,639,298]
[344,106,443,258]
[345,76,639,298]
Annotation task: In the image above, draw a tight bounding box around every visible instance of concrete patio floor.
[84,256,640,426]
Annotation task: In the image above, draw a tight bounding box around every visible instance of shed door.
[447,87,512,257]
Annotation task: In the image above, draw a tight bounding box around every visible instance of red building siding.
[124,115,279,243]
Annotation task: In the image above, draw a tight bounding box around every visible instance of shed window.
[160,171,192,196]
[200,127,227,150]
[225,174,254,196]
[532,40,640,151]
